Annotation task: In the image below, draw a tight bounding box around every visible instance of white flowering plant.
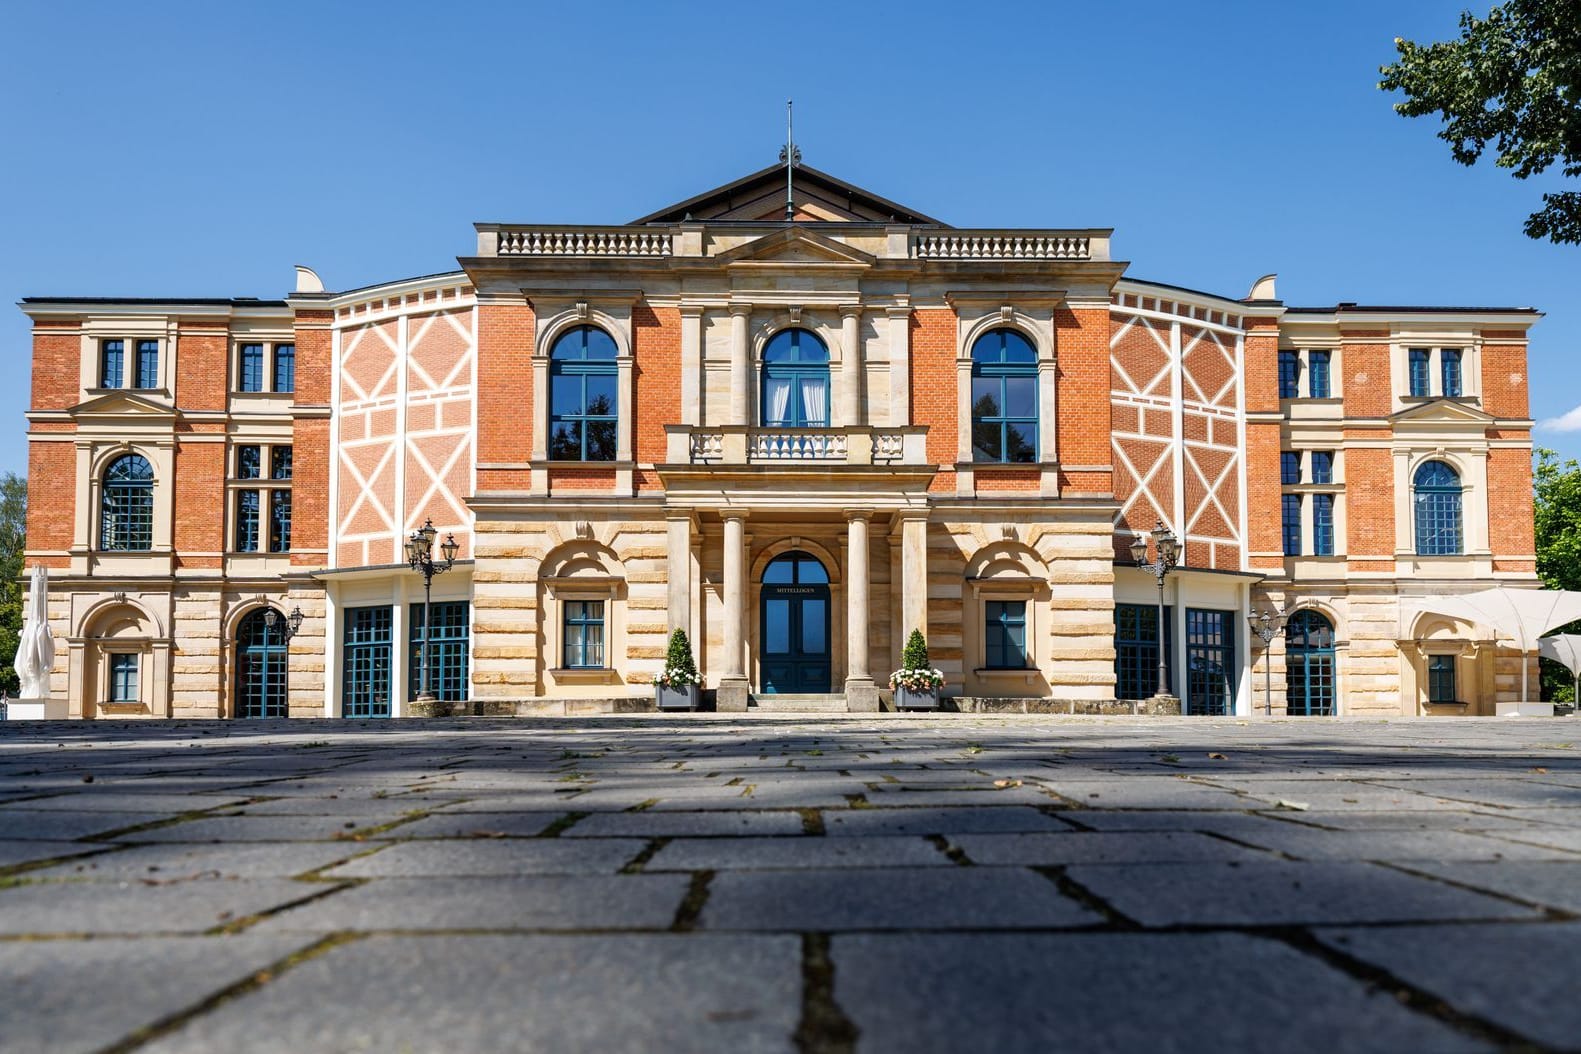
[653,629,701,689]
[890,629,945,692]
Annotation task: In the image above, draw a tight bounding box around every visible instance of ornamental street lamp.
[1248,607,1286,717]
[1129,521,1180,699]
[406,519,459,705]
[260,606,304,719]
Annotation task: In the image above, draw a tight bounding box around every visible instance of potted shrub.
[891,629,944,710]
[653,629,701,711]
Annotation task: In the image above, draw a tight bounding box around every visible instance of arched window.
[761,329,829,428]
[235,608,288,719]
[548,325,618,461]
[1413,460,1462,555]
[971,329,1038,463]
[760,551,831,694]
[1285,610,1336,716]
[100,454,154,551]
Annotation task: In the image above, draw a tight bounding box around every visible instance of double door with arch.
[759,551,832,694]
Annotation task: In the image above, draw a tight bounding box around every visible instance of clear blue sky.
[3,0,1578,475]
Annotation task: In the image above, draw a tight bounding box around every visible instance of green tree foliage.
[0,474,25,695]
[1535,449,1581,700]
[1379,1,1581,244]
[662,628,698,685]
[901,628,930,672]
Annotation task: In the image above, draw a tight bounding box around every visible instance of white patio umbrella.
[1416,587,1581,707]
[1538,634,1581,713]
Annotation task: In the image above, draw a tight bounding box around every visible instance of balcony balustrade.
[665,426,929,467]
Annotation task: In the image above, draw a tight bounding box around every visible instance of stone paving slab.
[0,838,109,869]
[0,935,312,1054]
[952,831,1270,866]
[255,874,692,933]
[822,805,1073,836]
[30,840,372,880]
[830,932,1486,1054]
[0,877,330,935]
[139,934,802,1054]
[646,835,951,871]
[1068,860,1543,927]
[390,810,565,839]
[119,813,422,842]
[1397,859,1581,913]
[565,809,808,838]
[0,792,254,813]
[323,838,650,877]
[1314,922,1581,1049]
[1195,825,1576,861]
[701,866,1101,931]
[0,809,187,841]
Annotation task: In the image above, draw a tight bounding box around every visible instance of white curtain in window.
[799,376,827,427]
[765,376,793,425]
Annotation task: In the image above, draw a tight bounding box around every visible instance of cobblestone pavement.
[3,715,1580,1053]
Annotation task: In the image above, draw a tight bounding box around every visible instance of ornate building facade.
[19,165,1541,719]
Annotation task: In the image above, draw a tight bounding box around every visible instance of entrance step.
[750,693,848,713]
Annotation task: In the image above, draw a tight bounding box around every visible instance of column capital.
[842,509,871,523]
[839,302,864,319]
[720,508,751,523]
[728,303,755,319]
[678,303,707,319]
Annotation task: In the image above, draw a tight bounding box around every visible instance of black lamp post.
[1129,521,1181,699]
[405,519,458,704]
[1248,608,1286,716]
[260,605,304,718]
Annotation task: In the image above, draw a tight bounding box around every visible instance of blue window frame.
[760,328,831,429]
[1408,349,1431,397]
[984,600,1028,669]
[1313,493,1335,556]
[101,340,124,389]
[1280,452,1301,485]
[1442,349,1462,397]
[1277,350,1299,399]
[1308,350,1330,398]
[1414,460,1462,555]
[100,454,154,551]
[1285,610,1335,716]
[409,601,470,702]
[549,325,618,461]
[134,340,158,389]
[270,446,292,480]
[563,601,606,668]
[235,490,260,552]
[1115,602,1173,700]
[273,343,296,393]
[235,608,288,719]
[269,490,291,553]
[1427,654,1458,703]
[1185,608,1236,715]
[239,343,266,393]
[1282,494,1303,556]
[343,606,392,717]
[970,329,1038,463]
[1311,450,1334,484]
[237,445,261,479]
[108,653,138,703]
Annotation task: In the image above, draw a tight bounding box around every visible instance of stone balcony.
[663,425,930,467]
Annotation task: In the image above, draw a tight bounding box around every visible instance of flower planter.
[656,684,700,711]
[895,686,940,710]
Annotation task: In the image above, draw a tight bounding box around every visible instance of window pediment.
[714,227,875,269]
[72,391,176,419]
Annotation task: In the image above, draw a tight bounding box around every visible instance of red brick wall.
[31,323,79,410]
[25,441,73,566]
[476,302,534,491]
[1488,443,1535,570]
[1056,306,1112,495]
[1341,330,1391,418]
[1245,323,1282,570]
[1344,440,1395,564]
[1479,338,1530,420]
[173,436,224,568]
[290,308,333,567]
[174,326,228,411]
[633,303,680,484]
[910,309,956,493]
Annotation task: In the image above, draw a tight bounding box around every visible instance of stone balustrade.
[484,226,674,257]
[912,230,1093,261]
[666,426,929,466]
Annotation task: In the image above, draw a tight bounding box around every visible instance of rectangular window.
[563,601,606,668]
[1282,494,1303,556]
[1409,349,1431,397]
[270,445,293,480]
[1277,351,1300,399]
[1114,602,1173,700]
[239,344,265,393]
[1308,350,1330,398]
[108,653,139,703]
[1313,493,1335,556]
[409,601,470,702]
[1442,349,1462,397]
[273,343,296,393]
[1311,451,1334,485]
[1280,452,1301,485]
[343,606,393,718]
[101,340,124,389]
[1427,654,1458,703]
[235,490,260,552]
[237,445,261,480]
[984,600,1028,669]
[134,340,159,389]
[1185,609,1236,716]
[269,490,291,553]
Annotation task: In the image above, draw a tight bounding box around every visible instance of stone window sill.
[550,667,622,685]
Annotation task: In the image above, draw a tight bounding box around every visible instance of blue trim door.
[1185,608,1236,716]
[759,553,831,694]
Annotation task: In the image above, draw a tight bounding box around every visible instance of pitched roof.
[631,163,946,226]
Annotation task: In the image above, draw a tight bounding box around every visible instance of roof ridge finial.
[779,99,801,223]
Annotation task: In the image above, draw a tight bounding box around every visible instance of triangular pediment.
[713,227,876,268]
[72,390,177,418]
[1391,399,1495,426]
[632,164,945,225]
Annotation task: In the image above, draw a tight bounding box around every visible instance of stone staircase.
[749,693,848,713]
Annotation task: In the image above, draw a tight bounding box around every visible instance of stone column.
[840,304,862,427]
[666,513,692,634]
[729,306,752,426]
[899,512,929,650]
[717,511,750,711]
[844,510,879,711]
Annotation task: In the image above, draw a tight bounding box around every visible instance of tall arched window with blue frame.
[1413,460,1463,555]
[100,453,155,552]
[971,329,1038,463]
[760,329,830,428]
[548,325,618,461]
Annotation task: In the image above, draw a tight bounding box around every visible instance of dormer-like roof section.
[629,163,947,226]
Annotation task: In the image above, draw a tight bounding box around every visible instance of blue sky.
[2,0,1578,476]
